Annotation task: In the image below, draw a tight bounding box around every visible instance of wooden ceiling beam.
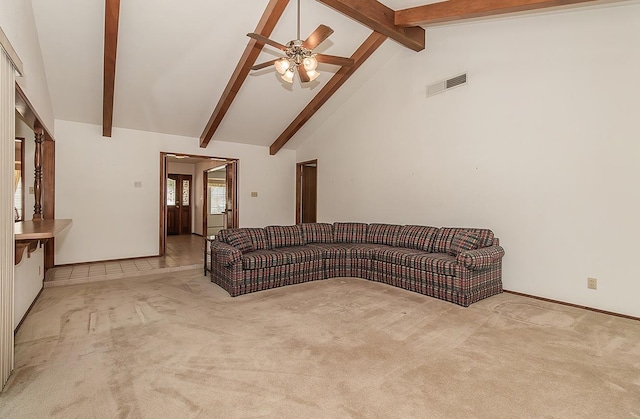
[199,0,290,148]
[270,31,387,155]
[395,0,605,26]
[316,0,424,51]
[103,0,121,137]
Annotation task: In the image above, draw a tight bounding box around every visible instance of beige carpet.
[1,269,639,418]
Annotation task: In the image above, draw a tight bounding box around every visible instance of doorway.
[296,160,318,224]
[166,174,192,235]
[202,161,237,237]
[159,153,238,256]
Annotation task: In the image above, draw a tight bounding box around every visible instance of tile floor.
[45,234,207,287]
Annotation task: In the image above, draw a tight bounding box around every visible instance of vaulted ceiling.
[30,0,612,154]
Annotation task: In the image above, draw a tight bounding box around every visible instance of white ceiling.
[30,0,438,150]
[30,0,616,150]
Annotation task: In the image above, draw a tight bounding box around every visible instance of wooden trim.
[270,32,387,155]
[0,26,24,76]
[503,290,640,322]
[316,0,424,51]
[394,0,604,26]
[202,170,208,237]
[159,153,167,256]
[199,0,289,148]
[103,0,121,137]
[43,140,55,269]
[295,164,302,224]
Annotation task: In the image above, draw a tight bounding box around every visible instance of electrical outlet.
[587,277,597,290]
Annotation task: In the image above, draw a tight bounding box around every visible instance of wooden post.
[33,126,44,220]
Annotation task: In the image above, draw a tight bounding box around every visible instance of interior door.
[296,160,318,224]
[301,165,317,223]
[166,174,192,235]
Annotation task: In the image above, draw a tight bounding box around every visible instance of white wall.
[295,3,640,317]
[0,0,54,131]
[14,247,43,330]
[54,120,296,264]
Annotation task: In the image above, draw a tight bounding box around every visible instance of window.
[167,178,176,206]
[208,179,226,214]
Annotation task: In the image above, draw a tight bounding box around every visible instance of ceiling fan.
[248,0,354,83]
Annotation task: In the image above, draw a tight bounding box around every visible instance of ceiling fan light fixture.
[303,55,318,72]
[281,68,295,83]
[274,58,290,75]
[306,69,320,82]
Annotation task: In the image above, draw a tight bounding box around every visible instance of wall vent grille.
[427,73,467,97]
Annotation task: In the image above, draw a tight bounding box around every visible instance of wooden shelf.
[14,219,72,265]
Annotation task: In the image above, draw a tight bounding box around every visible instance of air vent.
[426,73,467,97]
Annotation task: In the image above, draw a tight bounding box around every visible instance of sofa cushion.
[433,228,495,254]
[241,250,289,270]
[309,243,383,259]
[265,225,304,248]
[301,223,334,244]
[274,246,323,263]
[448,232,480,256]
[404,253,458,276]
[333,222,368,243]
[372,247,426,265]
[367,224,402,246]
[246,228,271,250]
[223,229,254,253]
[397,225,439,252]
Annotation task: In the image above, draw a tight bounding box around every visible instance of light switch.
[251,192,258,197]
[134,181,143,188]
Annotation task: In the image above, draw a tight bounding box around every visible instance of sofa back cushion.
[265,225,305,248]
[433,228,494,254]
[367,224,402,247]
[301,223,334,244]
[245,228,271,250]
[448,231,481,256]
[221,229,254,253]
[333,222,368,243]
[397,225,439,252]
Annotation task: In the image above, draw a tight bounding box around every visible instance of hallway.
[45,234,206,287]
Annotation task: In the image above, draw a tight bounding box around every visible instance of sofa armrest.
[457,245,505,270]
[211,241,242,267]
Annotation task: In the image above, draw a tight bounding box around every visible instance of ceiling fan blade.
[315,54,355,67]
[251,59,280,71]
[303,25,334,50]
[297,64,311,83]
[247,33,287,51]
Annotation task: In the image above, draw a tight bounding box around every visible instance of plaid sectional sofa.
[209,222,505,307]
